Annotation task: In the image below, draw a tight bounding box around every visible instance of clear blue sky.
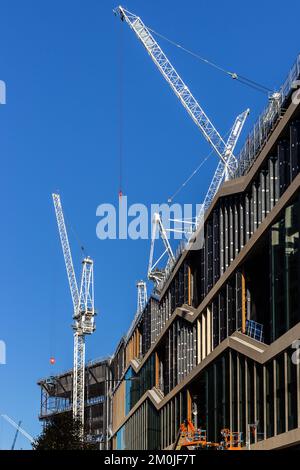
[0,0,298,449]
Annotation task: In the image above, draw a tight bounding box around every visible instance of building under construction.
[109,51,300,450]
[38,6,300,451]
[38,358,111,447]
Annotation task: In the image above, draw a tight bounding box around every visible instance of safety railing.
[245,319,264,342]
[233,54,300,178]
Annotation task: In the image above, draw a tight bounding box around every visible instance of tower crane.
[1,415,34,448]
[52,193,96,434]
[11,420,22,450]
[126,281,148,342]
[148,212,175,286]
[115,6,246,178]
[115,6,249,280]
[193,108,249,238]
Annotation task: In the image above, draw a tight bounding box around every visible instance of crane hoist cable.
[147,27,272,95]
[168,128,232,202]
[168,148,214,202]
[118,18,124,199]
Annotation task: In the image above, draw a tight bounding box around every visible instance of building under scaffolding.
[37,357,111,447]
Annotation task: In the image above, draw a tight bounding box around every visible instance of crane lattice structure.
[148,212,175,287]
[1,414,34,447]
[115,6,249,280]
[115,6,247,180]
[52,193,96,433]
[136,280,147,315]
[194,108,249,238]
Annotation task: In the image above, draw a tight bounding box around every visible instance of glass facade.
[125,355,155,414]
[116,400,160,450]
[271,194,300,341]
[111,115,300,449]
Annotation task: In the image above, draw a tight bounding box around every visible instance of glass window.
[270,193,300,341]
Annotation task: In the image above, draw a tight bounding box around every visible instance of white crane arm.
[1,415,34,444]
[195,108,249,230]
[116,6,238,175]
[52,193,79,313]
[148,213,175,284]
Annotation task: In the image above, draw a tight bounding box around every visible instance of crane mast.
[148,212,175,286]
[136,280,147,315]
[116,6,249,262]
[116,6,238,176]
[52,194,96,434]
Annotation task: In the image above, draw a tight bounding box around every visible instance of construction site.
[32,5,300,451]
[1,1,299,454]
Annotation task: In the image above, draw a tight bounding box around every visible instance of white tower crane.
[52,193,96,434]
[1,415,34,447]
[115,6,245,177]
[148,212,175,286]
[115,6,249,268]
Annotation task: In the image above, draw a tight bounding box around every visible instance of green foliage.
[33,413,97,450]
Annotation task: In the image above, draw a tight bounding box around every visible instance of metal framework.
[52,194,96,433]
[116,6,239,176]
[148,212,175,286]
[194,109,249,233]
[52,193,79,314]
[136,280,147,315]
[1,414,34,445]
[116,6,249,282]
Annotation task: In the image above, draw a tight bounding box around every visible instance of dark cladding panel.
[212,299,219,349]
[252,181,258,232]
[213,209,220,283]
[207,219,213,292]
[234,197,239,258]
[245,193,251,242]
[239,196,245,249]
[278,140,290,196]
[236,271,242,330]
[219,290,226,342]
[224,204,229,270]
[290,120,300,180]
[219,204,225,275]
[229,202,234,263]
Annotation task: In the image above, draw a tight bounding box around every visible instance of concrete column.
[245,358,248,434]
[197,319,201,364]
[254,363,257,443]
[263,365,267,440]
[202,313,206,360]
[237,353,240,434]
[273,359,277,436]
[284,351,288,433]
[297,357,300,428]
[229,350,233,431]
[207,307,211,356]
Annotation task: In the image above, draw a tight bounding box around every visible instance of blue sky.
[0,0,298,449]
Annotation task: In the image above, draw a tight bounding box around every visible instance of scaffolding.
[234,55,300,178]
[37,357,111,444]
